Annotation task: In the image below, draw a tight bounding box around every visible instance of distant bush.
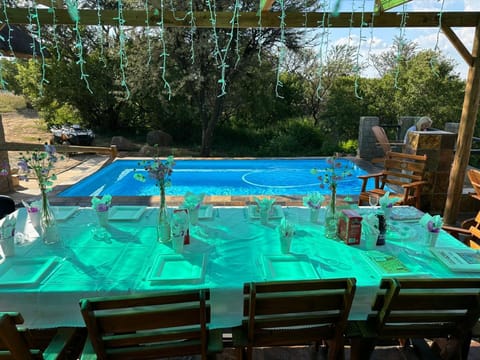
[0,92,26,112]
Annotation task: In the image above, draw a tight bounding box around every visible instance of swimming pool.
[58,158,369,197]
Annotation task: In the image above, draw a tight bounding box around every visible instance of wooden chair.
[350,278,480,360]
[232,278,357,360]
[468,168,480,201]
[442,210,480,249]
[357,151,428,209]
[0,312,79,359]
[79,289,223,360]
[371,125,404,162]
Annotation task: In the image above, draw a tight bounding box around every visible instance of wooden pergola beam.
[441,25,474,66]
[260,0,276,12]
[0,9,479,29]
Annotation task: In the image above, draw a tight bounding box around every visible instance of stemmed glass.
[369,194,379,210]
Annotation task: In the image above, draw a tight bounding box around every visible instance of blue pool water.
[58,158,369,197]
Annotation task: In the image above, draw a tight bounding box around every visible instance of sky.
[326,0,480,79]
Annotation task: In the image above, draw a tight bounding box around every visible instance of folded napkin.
[0,213,16,239]
[419,213,443,233]
[361,213,380,245]
[379,192,401,209]
[22,199,41,214]
[91,195,112,212]
[171,210,189,237]
[278,218,295,238]
[303,192,324,209]
[181,192,205,210]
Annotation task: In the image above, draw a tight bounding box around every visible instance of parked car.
[50,124,95,146]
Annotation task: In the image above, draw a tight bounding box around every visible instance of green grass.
[0,92,27,112]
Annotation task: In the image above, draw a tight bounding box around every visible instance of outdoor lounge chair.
[357,151,428,209]
[371,125,404,162]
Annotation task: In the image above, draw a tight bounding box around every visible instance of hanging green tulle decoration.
[114,0,130,98]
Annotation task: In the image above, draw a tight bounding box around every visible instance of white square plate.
[248,205,284,220]
[262,255,320,280]
[52,206,78,221]
[390,207,424,221]
[431,247,480,272]
[0,257,60,287]
[198,205,214,220]
[108,206,146,221]
[148,254,206,284]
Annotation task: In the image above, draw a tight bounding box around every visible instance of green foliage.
[339,139,358,154]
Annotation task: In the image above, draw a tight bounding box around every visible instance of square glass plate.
[198,205,214,220]
[108,206,146,221]
[148,254,206,284]
[248,205,284,220]
[262,254,320,280]
[0,257,60,287]
[52,206,78,221]
[431,247,480,272]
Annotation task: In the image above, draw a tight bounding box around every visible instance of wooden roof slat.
[441,25,474,66]
[0,9,479,29]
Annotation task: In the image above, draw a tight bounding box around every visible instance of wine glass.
[368,194,379,210]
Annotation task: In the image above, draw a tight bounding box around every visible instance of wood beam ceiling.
[0,9,479,29]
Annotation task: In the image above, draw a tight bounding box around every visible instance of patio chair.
[232,278,356,360]
[0,196,15,220]
[371,125,404,162]
[468,168,480,200]
[0,312,79,359]
[349,278,480,360]
[442,210,480,248]
[79,289,223,360]
[357,151,428,209]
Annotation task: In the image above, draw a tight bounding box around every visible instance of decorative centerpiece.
[134,153,175,243]
[379,192,400,219]
[277,218,295,254]
[91,195,112,227]
[181,192,205,225]
[311,156,352,239]
[254,196,276,225]
[17,144,63,244]
[303,192,324,223]
[420,213,443,247]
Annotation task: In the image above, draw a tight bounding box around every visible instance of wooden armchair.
[371,125,404,161]
[232,278,356,360]
[350,278,480,360]
[0,312,79,359]
[358,151,428,209]
[468,168,480,200]
[79,289,223,360]
[442,210,480,249]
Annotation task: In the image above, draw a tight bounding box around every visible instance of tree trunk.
[200,95,225,157]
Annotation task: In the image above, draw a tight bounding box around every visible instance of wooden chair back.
[371,126,404,155]
[235,278,356,360]
[80,289,219,360]
[0,312,77,360]
[358,151,428,208]
[468,168,480,198]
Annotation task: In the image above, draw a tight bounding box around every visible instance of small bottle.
[376,214,386,246]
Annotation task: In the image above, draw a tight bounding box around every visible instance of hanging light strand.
[393,6,408,89]
[217,0,241,97]
[430,0,446,77]
[114,0,130,98]
[315,2,330,98]
[354,0,368,99]
[96,0,106,66]
[49,0,61,61]
[66,0,92,93]
[144,0,153,66]
[275,0,286,98]
[155,0,171,99]
[29,2,49,95]
[206,0,221,65]
[1,0,15,59]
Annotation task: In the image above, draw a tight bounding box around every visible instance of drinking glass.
[369,194,379,210]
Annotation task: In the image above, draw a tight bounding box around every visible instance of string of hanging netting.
[430,0,446,77]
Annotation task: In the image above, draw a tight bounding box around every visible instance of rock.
[146,130,172,147]
[139,144,158,156]
[110,136,138,151]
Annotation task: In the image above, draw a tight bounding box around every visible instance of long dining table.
[1,205,479,330]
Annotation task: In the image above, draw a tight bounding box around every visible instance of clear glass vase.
[157,185,170,243]
[40,191,60,244]
[324,188,338,239]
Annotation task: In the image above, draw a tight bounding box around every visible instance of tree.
[370,35,418,77]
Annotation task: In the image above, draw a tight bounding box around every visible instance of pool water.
[58,158,369,197]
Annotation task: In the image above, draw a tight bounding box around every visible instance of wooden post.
[444,21,480,225]
[0,114,14,193]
